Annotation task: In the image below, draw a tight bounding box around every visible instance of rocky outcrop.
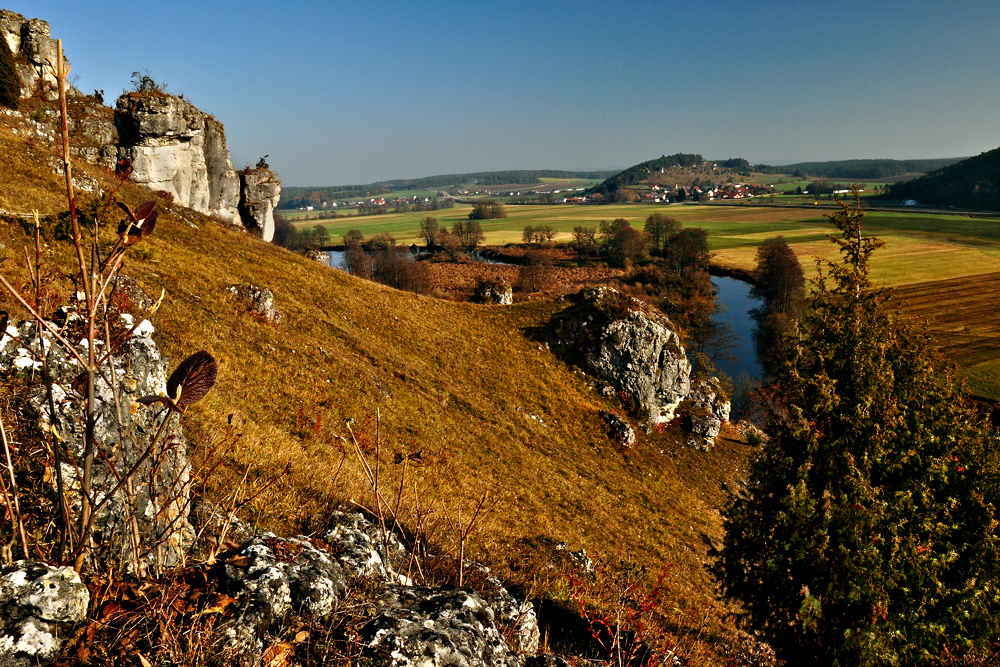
[360,586,521,667]
[683,377,732,447]
[200,512,537,667]
[599,410,635,448]
[0,561,89,666]
[554,287,691,425]
[0,10,68,100]
[237,164,281,242]
[302,249,331,267]
[227,283,281,324]
[475,279,513,305]
[113,93,241,223]
[0,312,195,572]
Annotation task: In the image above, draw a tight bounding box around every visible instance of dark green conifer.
[0,35,21,109]
[713,192,1000,666]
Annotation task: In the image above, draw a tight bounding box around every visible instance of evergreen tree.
[713,193,1000,666]
[0,33,21,109]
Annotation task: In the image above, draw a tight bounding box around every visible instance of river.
[710,276,765,381]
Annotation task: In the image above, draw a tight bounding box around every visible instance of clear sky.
[9,1,1000,186]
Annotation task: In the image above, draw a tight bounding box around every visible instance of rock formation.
[113,93,241,223]
[475,279,514,305]
[237,162,281,242]
[0,10,67,100]
[554,287,691,425]
[0,311,195,572]
[683,376,732,446]
[0,562,89,666]
[1,10,281,239]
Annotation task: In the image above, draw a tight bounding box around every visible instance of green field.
[299,203,1000,287]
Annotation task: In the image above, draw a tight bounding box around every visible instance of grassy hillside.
[0,112,753,660]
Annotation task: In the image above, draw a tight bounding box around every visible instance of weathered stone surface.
[226,284,281,324]
[238,166,281,242]
[0,561,89,667]
[113,93,241,223]
[554,541,595,577]
[359,586,521,667]
[0,10,68,100]
[302,249,331,267]
[683,377,731,447]
[475,280,513,305]
[555,287,691,425]
[213,534,349,659]
[599,410,635,448]
[0,314,194,572]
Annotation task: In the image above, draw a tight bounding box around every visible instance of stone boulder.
[475,279,513,305]
[554,287,691,425]
[0,10,67,100]
[302,249,331,267]
[237,165,281,242]
[226,283,281,324]
[683,377,731,447]
[599,410,635,448]
[0,561,89,666]
[212,535,350,660]
[113,93,241,223]
[359,586,521,667]
[0,313,195,572]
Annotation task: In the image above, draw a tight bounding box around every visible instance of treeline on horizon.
[279,169,618,209]
[754,157,966,179]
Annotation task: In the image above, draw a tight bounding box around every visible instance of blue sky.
[10,1,1000,186]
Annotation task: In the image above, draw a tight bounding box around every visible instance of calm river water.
[711,276,765,381]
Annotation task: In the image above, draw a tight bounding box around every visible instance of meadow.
[300,201,1000,398]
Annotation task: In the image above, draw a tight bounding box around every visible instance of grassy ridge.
[0,118,750,659]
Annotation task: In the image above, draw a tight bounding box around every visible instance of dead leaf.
[261,641,294,667]
[138,654,153,667]
[293,629,310,644]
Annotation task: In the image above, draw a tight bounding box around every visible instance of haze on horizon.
[11,0,1000,186]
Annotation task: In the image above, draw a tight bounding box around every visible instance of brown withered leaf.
[141,209,158,235]
[0,311,8,333]
[393,452,403,465]
[134,200,157,222]
[261,642,295,667]
[166,351,218,407]
[116,201,133,220]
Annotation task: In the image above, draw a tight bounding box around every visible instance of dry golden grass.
[0,116,752,659]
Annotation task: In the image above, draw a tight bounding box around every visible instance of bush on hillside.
[0,33,21,109]
[713,194,1000,665]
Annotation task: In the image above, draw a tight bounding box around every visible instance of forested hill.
[754,157,965,179]
[882,147,1000,211]
[589,154,715,196]
[280,169,617,208]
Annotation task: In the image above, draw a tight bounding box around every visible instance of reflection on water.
[327,250,346,271]
[710,276,765,381]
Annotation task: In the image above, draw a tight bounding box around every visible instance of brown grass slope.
[0,116,752,658]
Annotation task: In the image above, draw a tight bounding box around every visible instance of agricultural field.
[306,201,1000,397]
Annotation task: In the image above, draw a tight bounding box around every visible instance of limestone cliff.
[0,9,68,100]
[237,162,281,242]
[113,93,241,223]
